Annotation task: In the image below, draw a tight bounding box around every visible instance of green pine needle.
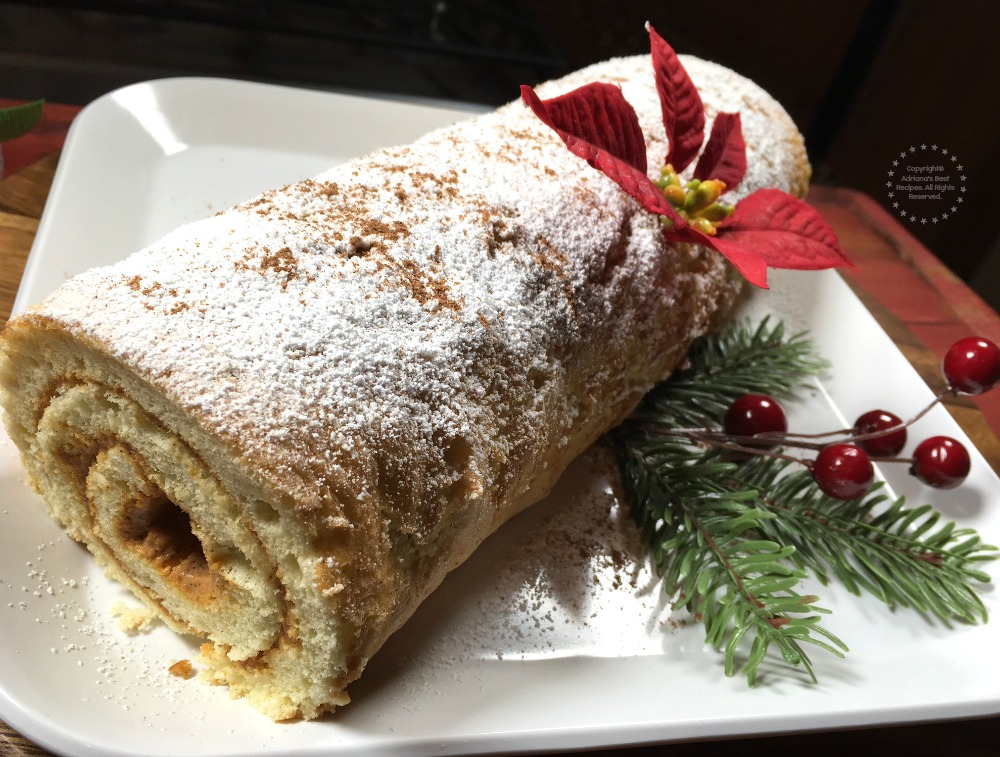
[633,316,827,429]
[613,317,996,685]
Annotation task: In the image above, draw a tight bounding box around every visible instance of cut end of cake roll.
[0,316,357,720]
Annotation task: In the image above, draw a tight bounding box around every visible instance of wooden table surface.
[2,102,1000,756]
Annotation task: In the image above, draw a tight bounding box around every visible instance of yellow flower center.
[655,164,734,235]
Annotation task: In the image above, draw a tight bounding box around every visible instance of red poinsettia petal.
[693,112,747,190]
[714,188,854,273]
[665,225,771,288]
[520,82,647,172]
[649,23,705,173]
[521,83,683,222]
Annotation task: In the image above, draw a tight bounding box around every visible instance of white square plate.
[2,78,999,757]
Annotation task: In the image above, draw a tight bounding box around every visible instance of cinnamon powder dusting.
[37,52,797,557]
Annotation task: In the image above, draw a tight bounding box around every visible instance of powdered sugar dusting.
[418,444,675,663]
[346,444,690,713]
[31,54,804,533]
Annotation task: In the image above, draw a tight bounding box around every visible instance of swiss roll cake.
[0,52,809,719]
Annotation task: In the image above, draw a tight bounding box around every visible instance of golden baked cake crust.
[0,53,809,719]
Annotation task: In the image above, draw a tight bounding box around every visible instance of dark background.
[2,0,999,308]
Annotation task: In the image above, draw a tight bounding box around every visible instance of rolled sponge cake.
[0,53,809,719]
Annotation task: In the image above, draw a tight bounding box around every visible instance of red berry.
[723,394,787,447]
[812,444,874,500]
[942,337,1000,395]
[852,409,907,457]
[910,436,971,489]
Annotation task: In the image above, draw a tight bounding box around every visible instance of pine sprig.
[635,316,827,428]
[734,458,995,623]
[614,318,997,685]
[620,438,847,684]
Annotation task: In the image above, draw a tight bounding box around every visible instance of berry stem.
[773,387,949,448]
[768,427,853,441]
[849,388,949,446]
[645,384,954,493]
[655,425,829,453]
[650,426,815,464]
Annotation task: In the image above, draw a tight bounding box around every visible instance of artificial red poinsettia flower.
[520,24,851,288]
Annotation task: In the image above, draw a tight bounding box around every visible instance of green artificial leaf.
[0,99,45,143]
